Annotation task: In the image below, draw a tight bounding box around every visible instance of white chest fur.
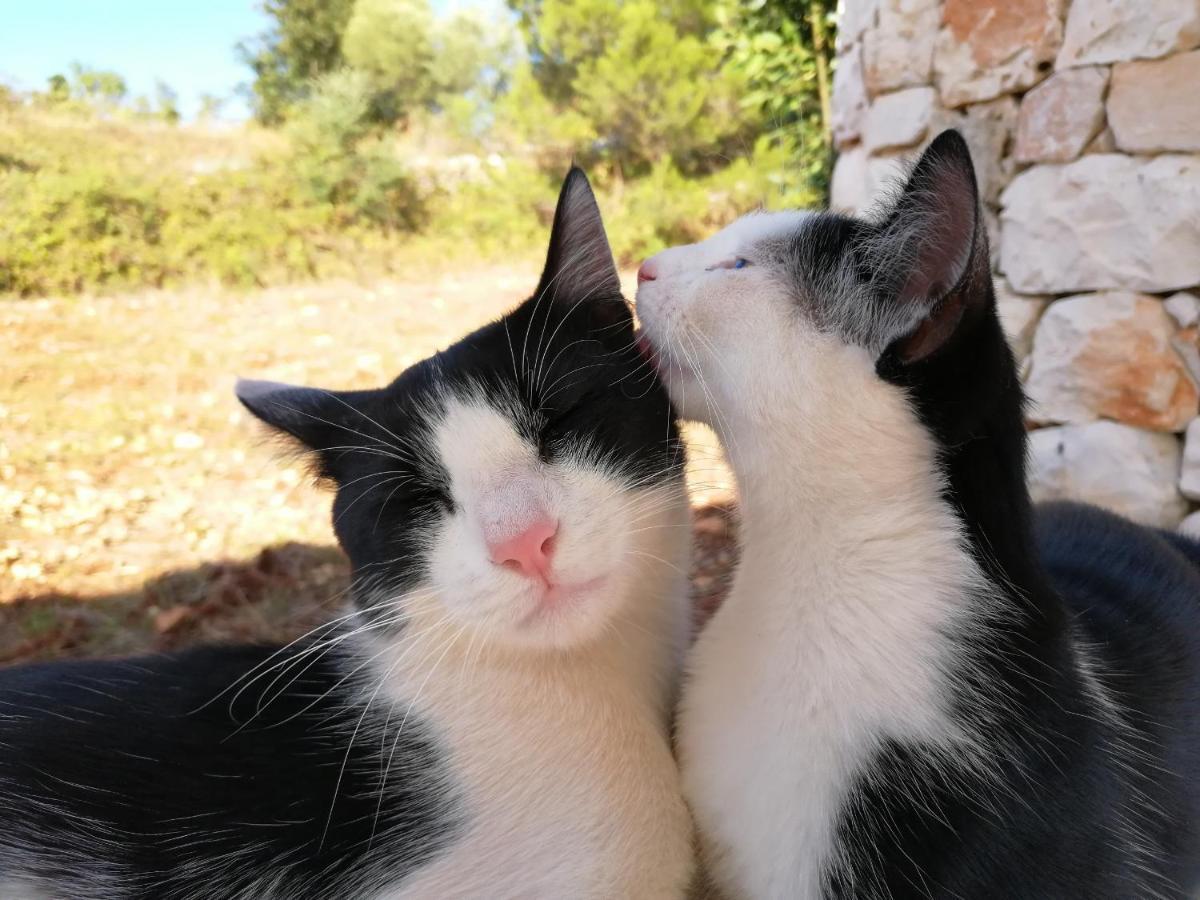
[677,393,987,900]
[370,607,694,899]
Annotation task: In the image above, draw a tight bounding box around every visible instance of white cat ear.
[875,130,990,364]
[537,167,622,304]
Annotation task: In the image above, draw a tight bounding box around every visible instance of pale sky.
[0,0,503,120]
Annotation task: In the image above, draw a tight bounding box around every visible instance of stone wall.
[830,0,1200,529]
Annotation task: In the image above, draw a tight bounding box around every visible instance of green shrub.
[285,70,425,230]
[419,160,557,259]
[0,107,424,297]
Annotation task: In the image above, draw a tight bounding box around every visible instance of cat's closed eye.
[707,257,750,271]
[537,400,591,457]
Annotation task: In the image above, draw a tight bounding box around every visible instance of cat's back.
[1035,500,1200,891]
[0,637,694,900]
[1035,500,1200,666]
[0,643,458,900]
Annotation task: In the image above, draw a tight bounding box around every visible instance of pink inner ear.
[898,292,966,364]
[897,208,974,309]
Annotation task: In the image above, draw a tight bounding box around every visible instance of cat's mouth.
[519,574,609,626]
[635,330,660,372]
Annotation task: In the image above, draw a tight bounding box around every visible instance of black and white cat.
[636,131,1200,899]
[0,169,696,899]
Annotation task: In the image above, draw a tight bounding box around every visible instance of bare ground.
[1,270,736,663]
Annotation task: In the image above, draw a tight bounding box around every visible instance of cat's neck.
[727,397,958,566]
[719,380,1032,626]
[717,343,1059,645]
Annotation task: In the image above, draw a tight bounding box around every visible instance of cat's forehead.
[721,209,814,252]
[434,393,534,481]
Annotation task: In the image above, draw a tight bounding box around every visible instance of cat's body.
[0,170,695,899]
[636,132,1200,898]
[0,585,690,900]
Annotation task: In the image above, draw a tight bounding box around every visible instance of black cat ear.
[235,378,335,449]
[876,130,990,364]
[537,166,622,303]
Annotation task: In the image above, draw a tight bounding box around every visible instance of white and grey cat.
[0,169,695,899]
[638,131,1200,899]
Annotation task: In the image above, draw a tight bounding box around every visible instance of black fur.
[0,167,681,898]
[807,132,1200,898]
[0,647,458,899]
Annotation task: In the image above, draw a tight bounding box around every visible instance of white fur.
[637,215,993,898]
[368,392,695,898]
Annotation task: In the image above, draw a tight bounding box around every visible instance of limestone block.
[1057,0,1200,67]
[1014,66,1108,163]
[1108,50,1200,152]
[934,0,1065,106]
[1000,155,1200,293]
[1028,422,1187,526]
[1026,292,1199,431]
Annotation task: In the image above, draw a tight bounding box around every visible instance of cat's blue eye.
[708,257,751,271]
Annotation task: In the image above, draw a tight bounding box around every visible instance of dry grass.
[0,108,283,177]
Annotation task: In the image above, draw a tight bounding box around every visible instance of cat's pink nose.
[488,519,558,580]
[637,259,658,283]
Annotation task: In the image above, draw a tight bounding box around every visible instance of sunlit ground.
[1,269,735,662]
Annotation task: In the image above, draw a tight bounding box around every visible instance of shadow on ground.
[1,543,351,665]
[1,503,740,667]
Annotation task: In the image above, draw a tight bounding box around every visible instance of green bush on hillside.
[0,110,423,297]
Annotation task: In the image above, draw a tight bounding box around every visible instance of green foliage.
[69,63,128,106]
[342,0,510,125]
[155,81,181,125]
[238,0,356,125]
[414,136,814,269]
[197,94,226,122]
[341,0,436,116]
[0,111,418,297]
[420,160,557,259]
[34,65,128,115]
[492,61,595,165]
[602,135,820,263]
[506,0,752,174]
[284,69,423,230]
[712,0,836,199]
[45,74,70,104]
[30,66,187,127]
[1,0,839,298]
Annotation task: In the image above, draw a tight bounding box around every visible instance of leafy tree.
[285,69,422,230]
[432,11,508,103]
[69,63,128,107]
[198,94,226,121]
[340,0,435,120]
[155,81,181,125]
[45,74,71,105]
[237,0,355,125]
[506,0,753,174]
[341,0,508,125]
[711,0,836,201]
